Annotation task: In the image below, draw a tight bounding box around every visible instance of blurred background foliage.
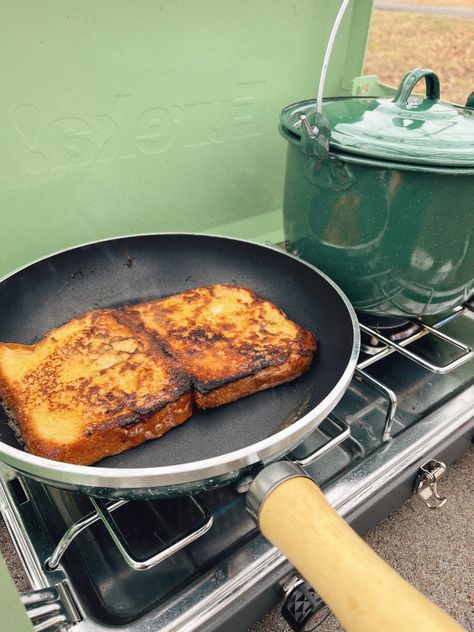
[364,0,473,105]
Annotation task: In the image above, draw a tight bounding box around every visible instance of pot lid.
[281,69,474,167]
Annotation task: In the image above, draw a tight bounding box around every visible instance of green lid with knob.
[281,69,474,167]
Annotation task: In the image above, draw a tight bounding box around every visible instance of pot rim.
[280,95,474,173]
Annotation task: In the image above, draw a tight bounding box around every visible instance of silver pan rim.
[0,233,360,491]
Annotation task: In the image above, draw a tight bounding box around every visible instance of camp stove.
[0,301,473,632]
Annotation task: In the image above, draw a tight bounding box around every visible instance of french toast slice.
[127,284,317,409]
[0,310,192,464]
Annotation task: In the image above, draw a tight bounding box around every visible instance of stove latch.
[415,459,447,509]
[20,582,82,631]
[281,575,330,631]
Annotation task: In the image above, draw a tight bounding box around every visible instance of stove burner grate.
[360,319,422,355]
[358,305,473,374]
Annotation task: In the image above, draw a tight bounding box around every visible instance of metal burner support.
[89,496,214,572]
[355,304,473,442]
[47,495,213,573]
[292,416,350,466]
[354,369,397,442]
[39,416,351,577]
[358,306,473,374]
[46,499,127,570]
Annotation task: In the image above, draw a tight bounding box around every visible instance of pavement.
[374,1,474,19]
[250,447,474,632]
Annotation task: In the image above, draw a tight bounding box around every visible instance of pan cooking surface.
[0,235,354,469]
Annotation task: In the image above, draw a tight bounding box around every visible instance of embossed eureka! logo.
[13,85,265,175]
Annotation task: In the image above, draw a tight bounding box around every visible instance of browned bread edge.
[193,327,317,408]
[26,392,194,465]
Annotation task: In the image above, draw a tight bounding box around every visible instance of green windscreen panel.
[0,1,373,276]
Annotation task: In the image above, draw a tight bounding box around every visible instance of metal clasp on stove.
[415,459,447,509]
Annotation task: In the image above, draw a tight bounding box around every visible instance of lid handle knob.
[393,68,441,107]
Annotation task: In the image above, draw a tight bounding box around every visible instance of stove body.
[0,305,472,631]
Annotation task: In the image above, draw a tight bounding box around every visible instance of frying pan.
[0,233,358,496]
[0,233,461,632]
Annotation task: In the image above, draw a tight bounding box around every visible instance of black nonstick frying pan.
[0,234,461,632]
[0,233,358,497]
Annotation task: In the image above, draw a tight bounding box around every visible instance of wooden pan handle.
[258,474,463,632]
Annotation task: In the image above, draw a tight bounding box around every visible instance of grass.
[364,10,474,105]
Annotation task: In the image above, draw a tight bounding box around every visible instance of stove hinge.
[20,581,82,631]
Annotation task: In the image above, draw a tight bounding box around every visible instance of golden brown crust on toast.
[23,392,193,465]
[127,284,317,409]
[0,285,317,465]
[0,310,192,464]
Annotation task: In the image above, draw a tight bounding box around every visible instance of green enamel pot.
[280,69,474,318]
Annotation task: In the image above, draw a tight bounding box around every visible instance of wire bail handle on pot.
[299,0,351,159]
[301,1,445,158]
[298,0,354,192]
